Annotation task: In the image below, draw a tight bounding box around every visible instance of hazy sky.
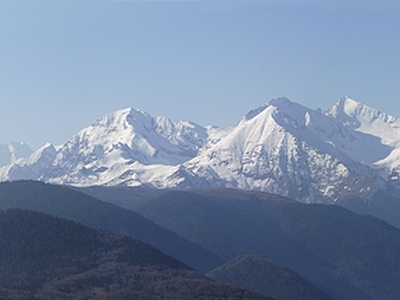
[1,0,400,150]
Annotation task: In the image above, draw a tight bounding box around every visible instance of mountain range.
[2,97,400,219]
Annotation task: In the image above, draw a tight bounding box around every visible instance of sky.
[1,0,400,150]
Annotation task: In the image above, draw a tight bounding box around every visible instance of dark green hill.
[0,209,272,299]
[207,255,333,300]
[136,188,400,299]
[0,180,224,273]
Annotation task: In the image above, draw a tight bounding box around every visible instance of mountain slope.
[207,254,333,300]
[136,188,400,299]
[0,180,224,273]
[0,209,271,300]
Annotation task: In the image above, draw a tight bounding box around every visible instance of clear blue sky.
[1,0,400,150]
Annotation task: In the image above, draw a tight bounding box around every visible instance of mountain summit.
[2,97,400,205]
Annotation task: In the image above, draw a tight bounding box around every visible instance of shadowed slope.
[137,188,400,299]
[0,209,272,299]
[0,180,224,273]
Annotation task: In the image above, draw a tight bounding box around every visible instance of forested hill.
[0,180,224,273]
[0,209,272,299]
[137,188,400,299]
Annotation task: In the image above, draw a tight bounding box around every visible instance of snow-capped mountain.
[181,97,390,202]
[1,96,400,204]
[0,108,224,187]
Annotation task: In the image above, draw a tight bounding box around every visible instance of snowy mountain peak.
[92,108,153,134]
[0,106,217,187]
[244,104,269,121]
[327,96,366,124]
[268,97,293,108]
[243,97,294,122]
[327,96,399,128]
[265,97,320,132]
[63,107,212,168]
[326,97,400,144]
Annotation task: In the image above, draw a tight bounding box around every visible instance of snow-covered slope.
[327,97,400,169]
[326,96,400,196]
[1,97,400,203]
[181,97,387,202]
